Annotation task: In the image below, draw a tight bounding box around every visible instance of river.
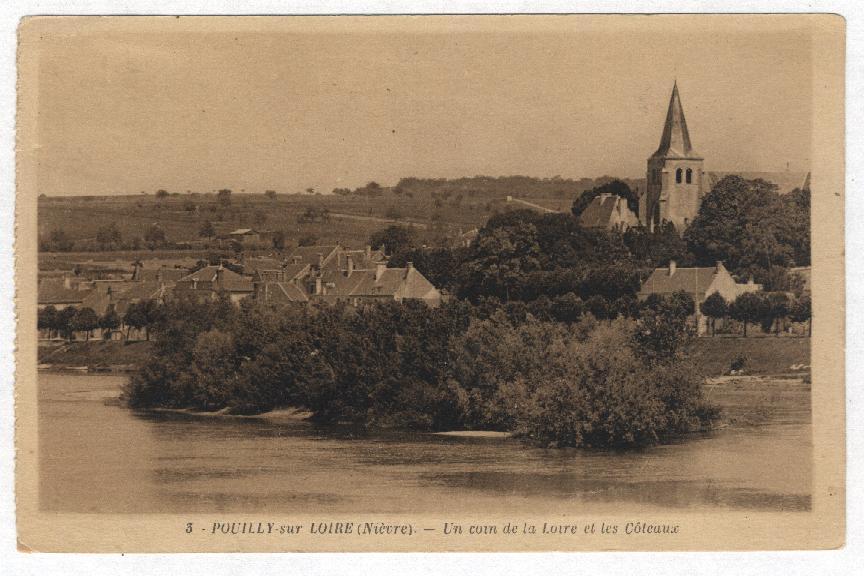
[38,372,811,514]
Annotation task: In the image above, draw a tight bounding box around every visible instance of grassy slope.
[687,336,810,377]
[38,341,153,368]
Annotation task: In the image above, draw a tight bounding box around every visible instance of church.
[639,81,705,232]
[579,82,810,232]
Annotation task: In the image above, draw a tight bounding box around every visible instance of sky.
[26,16,814,196]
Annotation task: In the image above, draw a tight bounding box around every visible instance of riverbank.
[687,336,810,377]
[37,340,153,371]
[37,335,810,377]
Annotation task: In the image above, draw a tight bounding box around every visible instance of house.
[252,261,311,306]
[174,265,253,304]
[638,260,761,335]
[37,276,93,310]
[578,194,640,230]
[227,228,261,246]
[284,245,341,271]
[312,261,442,307]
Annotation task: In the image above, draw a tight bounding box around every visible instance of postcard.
[14,14,845,552]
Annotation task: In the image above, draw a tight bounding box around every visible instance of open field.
[37,176,643,252]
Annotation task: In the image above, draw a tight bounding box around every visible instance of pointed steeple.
[652,81,701,160]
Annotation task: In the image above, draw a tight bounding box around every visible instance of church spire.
[652,81,701,160]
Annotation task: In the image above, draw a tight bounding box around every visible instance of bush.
[516,322,718,448]
[730,354,748,373]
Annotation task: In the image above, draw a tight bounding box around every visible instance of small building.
[578,193,640,230]
[227,228,261,246]
[312,261,441,307]
[37,276,92,310]
[174,265,253,304]
[638,260,761,335]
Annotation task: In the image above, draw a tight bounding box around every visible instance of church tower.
[640,81,704,232]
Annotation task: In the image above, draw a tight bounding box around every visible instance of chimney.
[669,260,677,276]
[63,276,72,289]
[314,276,322,295]
[375,262,385,281]
[407,261,414,271]
[365,245,372,259]
[317,253,324,270]
[716,260,725,273]
[346,255,354,277]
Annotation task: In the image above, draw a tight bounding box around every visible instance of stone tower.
[640,81,704,232]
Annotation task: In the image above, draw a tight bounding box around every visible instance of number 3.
[186,523,193,534]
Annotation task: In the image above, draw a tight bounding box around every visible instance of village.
[37,82,812,347]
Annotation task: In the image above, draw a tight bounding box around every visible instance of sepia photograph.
[13,14,845,553]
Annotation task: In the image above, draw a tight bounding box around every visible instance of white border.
[0,1,861,574]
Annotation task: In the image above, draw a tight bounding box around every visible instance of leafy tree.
[156,189,169,200]
[370,225,418,258]
[144,223,167,249]
[95,223,122,250]
[684,176,806,276]
[57,306,78,341]
[264,189,277,200]
[272,230,287,251]
[217,188,232,207]
[124,299,162,341]
[45,228,74,252]
[623,221,693,268]
[38,305,58,339]
[761,292,790,335]
[729,291,765,337]
[199,220,215,239]
[635,292,695,358]
[789,293,812,336]
[699,292,728,336]
[99,308,121,340]
[298,234,318,247]
[72,307,99,341]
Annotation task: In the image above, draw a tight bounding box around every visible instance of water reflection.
[39,373,811,515]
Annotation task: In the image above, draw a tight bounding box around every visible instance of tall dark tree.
[729,291,765,338]
[99,308,121,340]
[699,292,728,337]
[370,225,418,258]
[72,307,99,341]
[684,176,803,275]
[789,293,812,336]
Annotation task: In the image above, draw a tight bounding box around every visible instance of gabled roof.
[178,266,253,293]
[578,194,637,229]
[638,266,718,297]
[228,228,255,235]
[242,257,283,275]
[38,278,90,305]
[255,281,309,304]
[652,81,701,160]
[285,245,340,267]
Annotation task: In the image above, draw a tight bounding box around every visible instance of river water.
[38,372,811,514]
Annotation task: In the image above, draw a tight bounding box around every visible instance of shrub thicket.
[125,294,718,448]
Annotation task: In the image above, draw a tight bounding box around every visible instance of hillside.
[37,175,643,253]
